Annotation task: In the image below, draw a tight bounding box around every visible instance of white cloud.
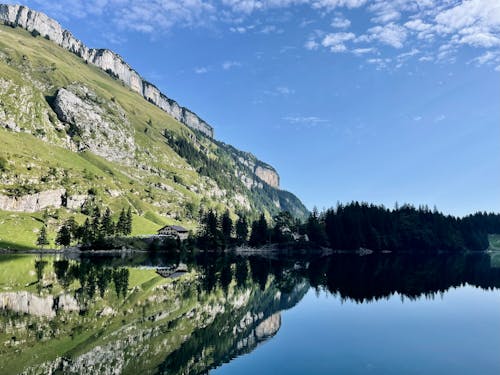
[23,0,500,72]
[397,48,419,59]
[283,115,328,127]
[194,66,209,74]
[435,0,500,32]
[331,16,351,29]
[260,25,283,34]
[222,60,242,69]
[366,57,392,70]
[312,0,367,11]
[276,86,295,95]
[352,47,375,55]
[434,0,500,49]
[434,114,446,122]
[321,32,356,52]
[366,23,407,48]
[265,86,296,96]
[469,51,500,66]
[404,19,431,32]
[459,31,500,48]
[368,1,401,24]
[305,39,320,50]
[419,56,434,62]
[230,26,248,33]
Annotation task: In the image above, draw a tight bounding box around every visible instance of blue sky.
[11,0,500,216]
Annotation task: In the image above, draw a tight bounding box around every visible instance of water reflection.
[0,252,499,374]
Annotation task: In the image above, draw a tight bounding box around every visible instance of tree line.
[304,202,500,252]
[196,202,500,252]
[37,207,133,249]
[196,210,301,250]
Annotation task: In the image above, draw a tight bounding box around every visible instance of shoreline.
[1,245,496,256]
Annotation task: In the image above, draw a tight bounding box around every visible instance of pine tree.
[236,216,249,244]
[91,216,101,241]
[249,214,268,247]
[125,207,133,235]
[221,210,233,246]
[100,208,115,237]
[81,218,94,245]
[65,217,79,239]
[36,225,49,249]
[116,208,127,235]
[55,224,71,247]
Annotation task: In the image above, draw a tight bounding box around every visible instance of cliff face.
[0,4,310,244]
[53,84,136,164]
[255,166,280,188]
[0,4,214,138]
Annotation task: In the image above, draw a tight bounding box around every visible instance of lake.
[0,252,499,374]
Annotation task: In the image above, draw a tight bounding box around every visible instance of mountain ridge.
[0,3,214,137]
[0,5,308,249]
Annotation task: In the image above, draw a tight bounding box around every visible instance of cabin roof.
[158,225,189,233]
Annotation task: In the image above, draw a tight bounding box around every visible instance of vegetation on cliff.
[0,25,308,249]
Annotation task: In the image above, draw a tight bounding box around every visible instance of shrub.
[0,156,8,172]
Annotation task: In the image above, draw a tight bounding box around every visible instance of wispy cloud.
[194,66,210,74]
[434,114,446,123]
[222,60,242,70]
[283,115,329,127]
[18,0,500,72]
[331,15,351,29]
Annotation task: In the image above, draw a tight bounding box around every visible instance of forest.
[197,202,500,252]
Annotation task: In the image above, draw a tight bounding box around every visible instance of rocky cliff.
[0,188,88,212]
[0,3,214,138]
[0,4,309,248]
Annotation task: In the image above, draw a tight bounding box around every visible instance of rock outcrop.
[0,291,79,317]
[254,313,281,340]
[52,84,136,164]
[0,188,65,212]
[0,4,214,138]
[0,291,55,317]
[0,188,88,212]
[255,165,280,188]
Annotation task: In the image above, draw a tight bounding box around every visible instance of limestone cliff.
[0,4,214,138]
[0,4,310,239]
[52,84,136,164]
[0,188,89,212]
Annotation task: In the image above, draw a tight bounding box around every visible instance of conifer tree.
[125,207,133,235]
[236,216,249,244]
[55,224,71,247]
[36,225,49,249]
[65,217,78,239]
[116,208,127,235]
[221,210,233,246]
[249,214,268,247]
[81,218,94,245]
[100,208,115,237]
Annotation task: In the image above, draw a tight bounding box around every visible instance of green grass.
[0,211,46,249]
[0,25,308,249]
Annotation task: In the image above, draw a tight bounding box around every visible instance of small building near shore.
[157,225,189,241]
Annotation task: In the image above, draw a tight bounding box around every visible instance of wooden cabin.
[157,225,189,241]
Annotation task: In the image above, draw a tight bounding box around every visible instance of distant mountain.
[0,4,308,248]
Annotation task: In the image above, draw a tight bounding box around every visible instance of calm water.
[0,252,499,374]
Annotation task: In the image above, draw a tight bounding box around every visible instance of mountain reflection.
[0,252,499,374]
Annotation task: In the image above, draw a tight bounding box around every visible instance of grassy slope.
[0,25,308,250]
[0,26,226,248]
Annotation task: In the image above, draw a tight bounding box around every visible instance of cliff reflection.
[0,252,499,375]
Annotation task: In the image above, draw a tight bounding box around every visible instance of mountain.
[0,4,308,249]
